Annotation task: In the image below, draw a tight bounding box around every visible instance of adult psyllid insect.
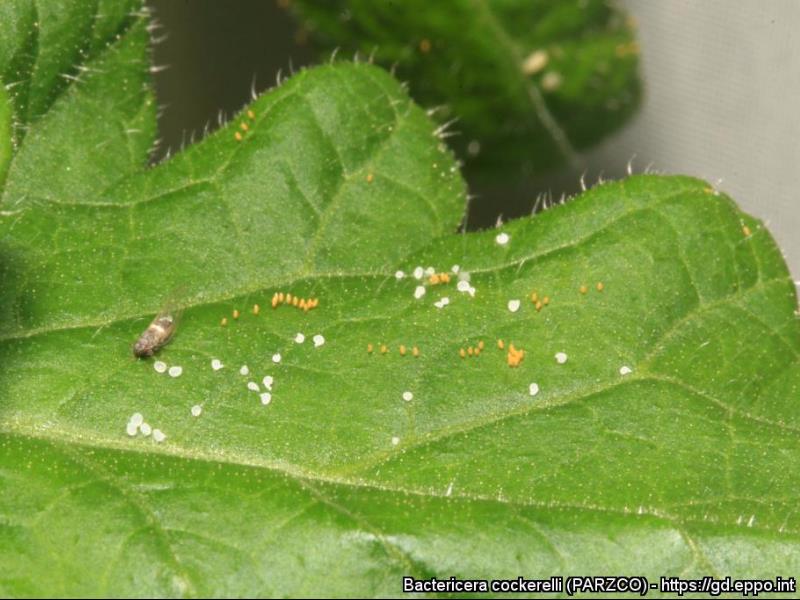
[133,308,179,358]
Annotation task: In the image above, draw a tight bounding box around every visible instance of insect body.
[133,312,177,358]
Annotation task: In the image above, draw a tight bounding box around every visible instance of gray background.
[597,1,799,279]
[147,0,799,280]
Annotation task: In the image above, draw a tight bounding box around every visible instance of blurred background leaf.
[288,0,641,183]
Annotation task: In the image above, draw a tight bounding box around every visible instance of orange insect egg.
[253,304,260,315]
[478,340,485,350]
[234,131,243,141]
[596,282,604,292]
[467,346,474,356]
[535,301,543,312]
[278,292,285,303]
[542,296,550,306]
[412,346,420,357]
[399,344,407,356]
[286,293,293,304]
[367,343,374,354]
[459,348,466,358]
[507,343,525,368]
[380,344,388,354]
[220,317,228,326]
[429,273,440,285]
[366,173,374,183]
[292,296,299,307]
[579,285,588,294]
[742,225,752,237]
[419,38,432,53]
[232,309,240,319]
[530,291,539,303]
[474,347,481,356]
[271,294,279,308]
[247,109,255,119]
[240,122,249,131]
[497,339,505,350]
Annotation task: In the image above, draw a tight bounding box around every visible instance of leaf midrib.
[4,271,796,525]
[0,185,698,342]
[4,384,797,540]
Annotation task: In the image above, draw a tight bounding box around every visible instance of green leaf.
[0,84,11,188]
[2,4,800,598]
[1,0,157,207]
[289,0,642,178]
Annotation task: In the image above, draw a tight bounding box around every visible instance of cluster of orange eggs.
[271,292,319,312]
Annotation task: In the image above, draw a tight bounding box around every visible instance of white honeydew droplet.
[153,361,167,373]
[541,71,562,92]
[414,285,426,299]
[495,232,510,246]
[191,405,202,417]
[555,352,568,364]
[313,334,325,348]
[140,422,152,436]
[395,270,405,280]
[391,436,400,446]
[129,413,144,427]
[413,266,424,280]
[126,422,138,437]
[294,332,305,344]
[272,353,282,364]
[529,383,540,397]
[247,381,259,392]
[260,392,272,405]
[402,391,413,401]
[168,365,183,378]
[239,365,249,376]
[619,365,633,376]
[211,358,223,371]
[522,49,549,75]
[152,428,166,443]
[507,299,521,313]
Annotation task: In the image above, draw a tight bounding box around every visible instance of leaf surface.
[1,4,799,598]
